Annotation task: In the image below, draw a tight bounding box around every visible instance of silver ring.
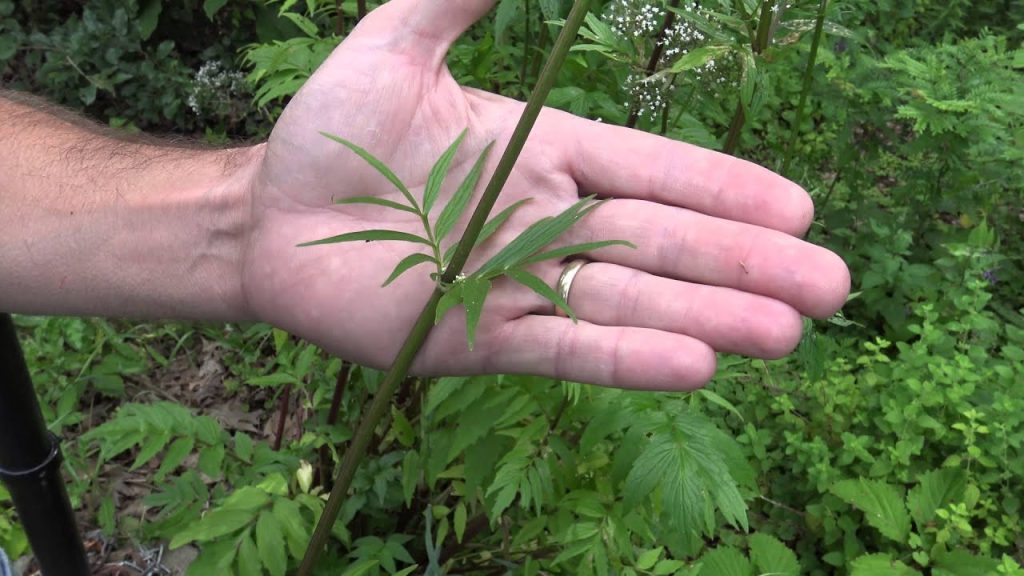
[556,259,588,317]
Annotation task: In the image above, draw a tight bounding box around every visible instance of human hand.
[243,0,850,390]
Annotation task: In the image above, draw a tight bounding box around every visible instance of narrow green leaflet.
[334,195,419,215]
[169,508,256,548]
[506,269,576,321]
[461,277,491,350]
[423,129,467,215]
[476,197,603,277]
[435,282,465,325]
[298,230,432,248]
[320,131,419,211]
[520,239,635,267]
[383,253,438,287]
[435,141,495,242]
[443,198,532,265]
[237,531,262,576]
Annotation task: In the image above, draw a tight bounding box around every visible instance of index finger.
[554,112,815,238]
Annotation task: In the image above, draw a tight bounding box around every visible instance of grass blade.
[335,196,418,215]
[461,277,491,351]
[442,198,532,265]
[475,197,602,277]
[298,230,432,247]
[382,253,438,287]
[435,141,495,243]
[423,129,469,215]
[320,131,420,212]
[520,240,636,267]
[506,269,576,321]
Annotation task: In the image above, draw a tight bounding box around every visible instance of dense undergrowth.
[2,0,1023,574]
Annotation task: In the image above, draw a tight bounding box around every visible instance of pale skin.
[0,0,850,390]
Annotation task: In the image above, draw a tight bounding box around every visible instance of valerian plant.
[297,130,633,350]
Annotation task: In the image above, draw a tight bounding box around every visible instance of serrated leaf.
[334,195,418,215]
[272,499,309,560]
[320,132,418,210]
[653,559,686,575]
[849,553,918,576]
[186,538,238,575]
[256,511,287,576]
[506,269,575,321]
[454,502,467,543]
[383,253,437,287]
[436,141,494,242]
[131,430,171,470]
[198,444,225,478]
[907,468,966,529]
[520,239,635,267]
[221,487,271,512]
[155,437,194,482]
[636,547,663,570]
[932,548,1000,576]
[237,532,262,575]
[424,130,467,215]
[699,546,753,576]
[170,508,256,549]
[234,432,254,463]
[298,229,432,248]
[749,533,800,576]
[462,277,491,350]
[475,197,602,277]
[443,198,532,265]
[830,478,911,544]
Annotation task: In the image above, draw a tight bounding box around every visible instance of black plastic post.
[0,314,90,576]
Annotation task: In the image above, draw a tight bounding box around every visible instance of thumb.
[351,0,498,65]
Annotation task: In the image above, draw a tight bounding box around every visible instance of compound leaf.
[320,131,418,211]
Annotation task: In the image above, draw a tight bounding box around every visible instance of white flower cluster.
[187,61,247,117]
[606,0,666,39]
[624,72,672,120]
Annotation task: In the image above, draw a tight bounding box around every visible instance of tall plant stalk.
[779,0,828,176]
[295,2,592,573]
[723,0,776,155]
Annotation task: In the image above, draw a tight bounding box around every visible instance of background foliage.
[2,0,1022,574]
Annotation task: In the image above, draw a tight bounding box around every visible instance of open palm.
[242,0,850,390]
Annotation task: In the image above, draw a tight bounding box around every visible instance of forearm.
[0,93,263,321]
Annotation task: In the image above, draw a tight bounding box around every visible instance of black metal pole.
[0,314,90,576]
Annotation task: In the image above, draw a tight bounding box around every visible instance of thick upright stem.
[295,3,592,573]
[779,0,828,176]
[357,0,367,21]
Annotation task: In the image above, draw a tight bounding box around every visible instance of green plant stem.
[779,0,828,176]
[295,2,592,573]
[723,0,776,155]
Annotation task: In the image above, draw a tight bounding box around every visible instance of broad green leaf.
[221,486,271,512]
[272,499,309,560]
[494,0,522,43]
[435,282,464,325]
[749,533,800,576]
[506,269,575,321]
[155,437,194,482]
[435,141,494,242]
[198,443,225,478]
[203,0,228,20]
[475,197,602,277]
[699,546,753,576]
[334,195,418,215]
[849,553,918,576]
[131,430,170,470]
[454,501,467,543]
[298,229,432,248]
[234,432,254,463]
[186,538,239,576]
[520,239,635,267]
[383,253,437,287]
[907,468,966,529]
[636,547,663,570]
[138,0,162,40]
[653,559,687,575]
[320,132,418,210]
[443,198,532,265]
[256,510,287,576]
[462,277,491,350]
[424,130,467,215]
[237,530,262,576]
[170,508,256,548]
[830,478,911,544]
[932,548,1000,576]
